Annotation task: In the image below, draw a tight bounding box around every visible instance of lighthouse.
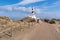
[28,7,36,19]
[28,7,40,23]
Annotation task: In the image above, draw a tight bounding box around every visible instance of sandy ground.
[0,21,60,40]
[21,22,60,40]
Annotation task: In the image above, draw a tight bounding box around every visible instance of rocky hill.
[20,17,36,22]
[0,16,10,25]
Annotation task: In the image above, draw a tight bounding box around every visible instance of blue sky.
[0,0,60,19]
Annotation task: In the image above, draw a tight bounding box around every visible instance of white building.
[28,7,41,23]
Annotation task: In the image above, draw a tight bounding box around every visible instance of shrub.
[48,20,55,24]
[44,19,49,23]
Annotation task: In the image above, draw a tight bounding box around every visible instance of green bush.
[48,20,55,24]
[44,19,49,23]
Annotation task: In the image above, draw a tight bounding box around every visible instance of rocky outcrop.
[20,17,36,22]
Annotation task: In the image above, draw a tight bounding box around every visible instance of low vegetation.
[48,20,55,24]
[44,19,56,24]
[0,16,36,32]
[20,17,36,22]
[44,19,49,23]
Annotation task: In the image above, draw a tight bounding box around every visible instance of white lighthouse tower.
[28,7,36,19]
[28,7,41,23]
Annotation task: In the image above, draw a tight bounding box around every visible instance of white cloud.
[0,0,44,13]
[0,0,60,18]
[18,0,44,5]
[0,6,41,14]
[14,7,41,14]
[0,6,12,11]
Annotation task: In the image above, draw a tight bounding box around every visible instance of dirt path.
[21,22,60,40]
